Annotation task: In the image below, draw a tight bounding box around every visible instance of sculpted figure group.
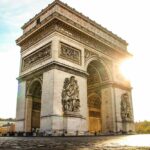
[62,76,80,113]
[121,93,132,122]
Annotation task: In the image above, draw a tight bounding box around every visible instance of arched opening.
[88,93,101,132]
[29,81,42,131]
[87,60,109,133]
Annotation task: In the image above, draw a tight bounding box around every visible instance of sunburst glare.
[119,58,133,81]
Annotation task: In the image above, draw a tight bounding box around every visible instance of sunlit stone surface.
[0,135,150,149]
[16,0,134,134]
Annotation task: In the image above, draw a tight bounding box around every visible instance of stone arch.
[27,78,42,96]
[85,56,112,82]
[86,59,111,133]
[25,78,42,132]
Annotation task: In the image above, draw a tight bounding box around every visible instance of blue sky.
[0,0,52,118]
[0,0,150,121]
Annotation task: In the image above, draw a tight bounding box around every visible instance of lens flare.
[119,59,133,81]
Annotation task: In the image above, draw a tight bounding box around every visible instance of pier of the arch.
[15,0,134,135]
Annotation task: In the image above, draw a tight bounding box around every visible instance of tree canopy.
[135,121,150,134]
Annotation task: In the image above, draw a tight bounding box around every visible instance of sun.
[119,59,133,81]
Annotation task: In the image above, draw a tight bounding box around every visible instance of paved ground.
[0,135,150,150]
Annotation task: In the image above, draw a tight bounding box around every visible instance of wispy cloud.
[0,0,54,52]
[0,0,54,118]
[0,0,53,28]
[0,0,150,121]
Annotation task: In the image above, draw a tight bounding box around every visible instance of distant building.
[0,121,15,134]
[16,0,134,135]
[0,118,15,127]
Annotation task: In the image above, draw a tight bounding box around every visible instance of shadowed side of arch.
[87,59,112,133]
[85,56,112,82]
[88,93,102,132]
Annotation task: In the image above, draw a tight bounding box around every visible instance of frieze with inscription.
[59,42,81,65]
[22,43,51,71]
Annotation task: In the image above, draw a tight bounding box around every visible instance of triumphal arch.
[16,0,134,135]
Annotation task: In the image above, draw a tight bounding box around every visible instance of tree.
[135,120,150,134]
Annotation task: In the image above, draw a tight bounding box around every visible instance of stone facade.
[16,0,134,135]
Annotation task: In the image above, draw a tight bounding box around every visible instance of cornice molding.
[17,15,131,60]
[18,0,127,47]
[22,42,52,71]
[17,61,88,81]
[16,15,56,45]
[17,60,131,90]
[100,81,132,91]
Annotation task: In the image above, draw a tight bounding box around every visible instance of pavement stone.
[0,135,150,150]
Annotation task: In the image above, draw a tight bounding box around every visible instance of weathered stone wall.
[22,2,127,51]
[40,70,54,131]
[16,81,26,132]
[16,0,134,134]
[101,87,115,133]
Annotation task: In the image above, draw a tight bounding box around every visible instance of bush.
[135,120,150,134]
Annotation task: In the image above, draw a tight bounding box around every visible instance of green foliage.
[0,118,15,121]
[135,120,150,134]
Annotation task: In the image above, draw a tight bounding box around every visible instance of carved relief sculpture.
[84,49,98,64]
[20,23,55,51]
[62,76,80,114]
[60,42,81,65]
[22,42,51,71]
[121,93,132,122]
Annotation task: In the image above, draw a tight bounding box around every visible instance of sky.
[0,0,150,121]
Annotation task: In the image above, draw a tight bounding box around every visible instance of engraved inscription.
[60,42,81,65]
[22,43,51,71]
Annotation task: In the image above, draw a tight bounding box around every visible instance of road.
[0,134,150,150]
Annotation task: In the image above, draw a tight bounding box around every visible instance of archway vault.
[25,79,42,132]
[86,57,112,82]
[87,59,110,133]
